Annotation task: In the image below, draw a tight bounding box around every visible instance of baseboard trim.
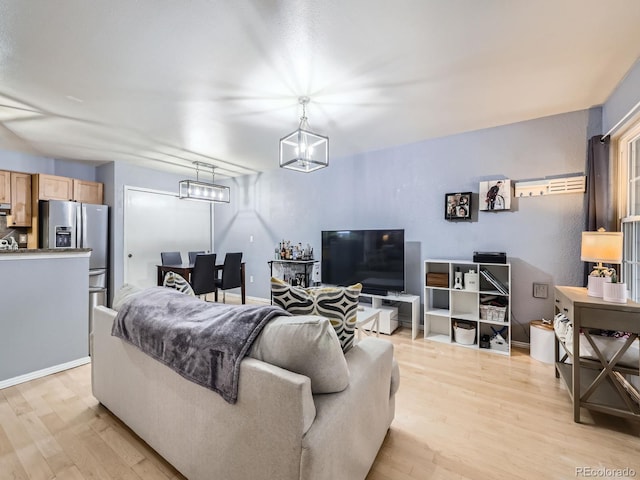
[0,357,91,390]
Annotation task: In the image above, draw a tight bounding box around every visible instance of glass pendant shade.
[179,161,230,203]
[179,179,230,203]
[279,97,329,172]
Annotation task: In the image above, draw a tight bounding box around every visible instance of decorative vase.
[602,282,627,303]
[587,275,611,297]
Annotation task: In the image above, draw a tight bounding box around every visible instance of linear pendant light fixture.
[179,161,230,203]
[279,96,329,173]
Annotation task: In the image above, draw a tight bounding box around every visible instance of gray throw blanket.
[111,287,289,404]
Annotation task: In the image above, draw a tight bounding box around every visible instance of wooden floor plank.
[18,410,74,475]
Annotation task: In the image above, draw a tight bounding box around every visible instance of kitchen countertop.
[0,248,92,258]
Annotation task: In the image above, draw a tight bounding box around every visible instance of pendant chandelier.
[279,96,329,173]
[179,161,230,203]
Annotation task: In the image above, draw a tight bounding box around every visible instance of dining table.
[156,262,246,304]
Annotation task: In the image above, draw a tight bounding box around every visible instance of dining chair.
[161,251,182,265]
[188,251,206,264]
[191,253,218,300]
[214,252,243,303]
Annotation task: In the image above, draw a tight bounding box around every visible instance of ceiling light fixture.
[279,96,329,173]
[179,161,230,203]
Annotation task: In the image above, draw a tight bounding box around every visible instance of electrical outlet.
[250,275,254,283]
[533,282,548,298]
[249,235,254,243]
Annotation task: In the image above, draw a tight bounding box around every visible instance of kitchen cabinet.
[73,179,103,204]
[10,172,32,227]
[36,174,74,201]
[0,170,10,204]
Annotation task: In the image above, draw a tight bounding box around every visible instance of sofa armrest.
[300,336,396,480]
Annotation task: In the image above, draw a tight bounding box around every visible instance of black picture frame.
[445,192,472,220]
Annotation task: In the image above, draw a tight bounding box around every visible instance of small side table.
[355,307,381,340]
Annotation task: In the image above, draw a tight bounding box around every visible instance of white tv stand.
[359,292,420,338]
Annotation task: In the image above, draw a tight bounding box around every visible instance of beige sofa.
[91,305,398,480]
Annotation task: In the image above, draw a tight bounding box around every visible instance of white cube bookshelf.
[424,259,511,355]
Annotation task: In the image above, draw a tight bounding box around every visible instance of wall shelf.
[514,174,585,197]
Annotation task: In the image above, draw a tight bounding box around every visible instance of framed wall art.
[479,179,511,211]
[445,192,472,220]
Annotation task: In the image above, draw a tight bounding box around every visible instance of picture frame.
[479,179,511,211]
[445,192,472,220]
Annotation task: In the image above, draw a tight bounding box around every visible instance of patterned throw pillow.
[271,277,362,352]
[163,271,195,296]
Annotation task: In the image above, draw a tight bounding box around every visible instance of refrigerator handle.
[78,205,84,248]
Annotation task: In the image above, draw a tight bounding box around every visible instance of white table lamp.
[581,229,623,297]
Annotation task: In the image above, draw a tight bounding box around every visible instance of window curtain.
[584,135,613,281]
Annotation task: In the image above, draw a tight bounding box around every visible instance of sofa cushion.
[112,283,144,311]
[271,278,362,352]
[249,315,349,394]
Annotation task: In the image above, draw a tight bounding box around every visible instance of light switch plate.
[533,282,548,298]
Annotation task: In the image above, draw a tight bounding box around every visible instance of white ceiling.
[1,0,639,178]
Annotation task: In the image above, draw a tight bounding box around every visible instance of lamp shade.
[581,231,623,264]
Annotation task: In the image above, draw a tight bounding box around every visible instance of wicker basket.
[480,305,507,322]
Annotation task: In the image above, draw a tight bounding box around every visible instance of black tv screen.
[321,229,405,295]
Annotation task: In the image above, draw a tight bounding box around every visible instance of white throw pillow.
[249,315,349,394]
[112,284,144,311]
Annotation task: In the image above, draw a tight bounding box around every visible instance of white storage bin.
[453,322,476,345]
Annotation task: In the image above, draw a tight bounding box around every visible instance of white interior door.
[124,187,213,287]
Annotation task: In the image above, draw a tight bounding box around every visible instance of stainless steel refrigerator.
[40,200,109,346]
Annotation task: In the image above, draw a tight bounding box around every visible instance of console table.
[554,286,640,423]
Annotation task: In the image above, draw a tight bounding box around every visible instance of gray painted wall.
[214,109,602,342]
[0,254,89,381]
[0,152,101,180]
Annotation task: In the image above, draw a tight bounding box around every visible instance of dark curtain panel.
[584,135,613,281]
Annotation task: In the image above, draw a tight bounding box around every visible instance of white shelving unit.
[359,292,420,337]
[424,259,511,355]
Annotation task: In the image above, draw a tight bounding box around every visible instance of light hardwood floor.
[2,326,640,480]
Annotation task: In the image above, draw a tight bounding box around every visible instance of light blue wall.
[0,150,56,172]
[0,152,101,180]
[602,58,640,134]
[215,109,601,342]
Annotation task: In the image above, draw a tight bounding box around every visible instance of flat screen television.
[321,229,405,295]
